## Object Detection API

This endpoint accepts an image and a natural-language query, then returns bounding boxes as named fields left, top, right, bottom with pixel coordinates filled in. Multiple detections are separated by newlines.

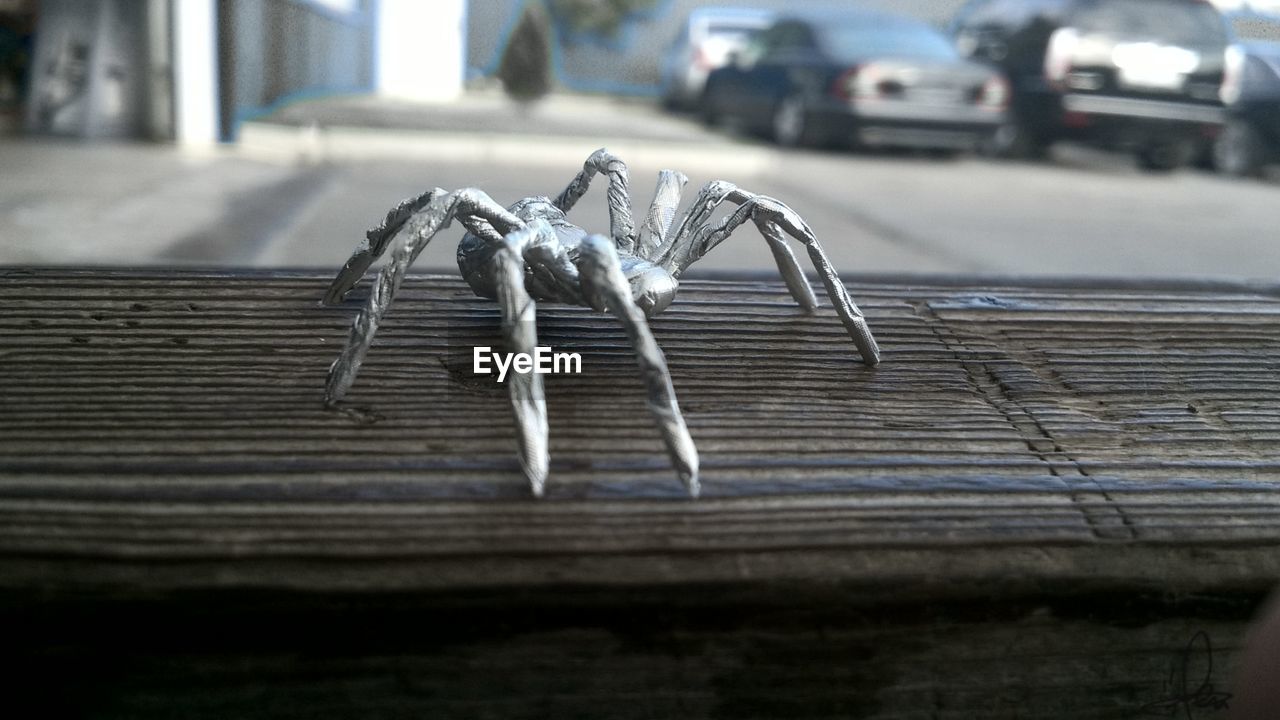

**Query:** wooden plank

left=3, top=587, right=1259, bottom=720
left=0, top=268, right=1278, bottom=594
left=3, top=269, right=1276, bottom=719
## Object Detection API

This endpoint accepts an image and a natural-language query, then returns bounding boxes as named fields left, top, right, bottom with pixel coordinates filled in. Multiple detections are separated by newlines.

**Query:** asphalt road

left=3, top=130, right=1278, bottom=282
left=258, top=145, right=1280, bottom=283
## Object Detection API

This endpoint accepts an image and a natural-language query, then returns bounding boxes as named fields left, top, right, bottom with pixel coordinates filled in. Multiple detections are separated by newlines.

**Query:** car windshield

left=704, top=22, right=764, bottom=42
left=821, top=23, right=960, bottom=61
left=1073, top=0, right=1227, bottom=47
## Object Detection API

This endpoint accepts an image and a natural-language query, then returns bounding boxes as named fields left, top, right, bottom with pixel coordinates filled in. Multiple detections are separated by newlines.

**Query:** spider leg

left=324, top=189, right=520, bottom=405
left=664, top=191, right=880, bottom=367
left=660, top=180, right=744, bottom=259
left=636, top=169, right=689, bottom=259
left=552, top=148, right=638, bottom=253
left=321, top=188, right=440, bottom=306
left=489, top=222, right=551, bottom=497
left=658, top=181, right=817, bottom=311
left=759, top=220, right=820, bottom=313
left=323, top=188, right=520, bottom=306
left=577, top=235, right=700, bottom=497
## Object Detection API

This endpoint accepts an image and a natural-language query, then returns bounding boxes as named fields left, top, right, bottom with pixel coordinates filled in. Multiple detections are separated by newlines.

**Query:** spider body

left=457, top=196, right=678, bottom=316
left=323, top=149, right=879, bottom=498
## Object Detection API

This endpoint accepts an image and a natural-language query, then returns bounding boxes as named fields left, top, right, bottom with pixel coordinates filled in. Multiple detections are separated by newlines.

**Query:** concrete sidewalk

left=238, top=90, right=772, bottom=174
left=0, top=138, right=315, bottom=266
left=0, top=91, right=771, bottom=267
left=7, top=90, right=1278, bottom=280
left=253, top=90, right=717, bottom=142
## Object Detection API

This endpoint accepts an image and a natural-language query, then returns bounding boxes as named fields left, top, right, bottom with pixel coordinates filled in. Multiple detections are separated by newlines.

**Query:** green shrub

left=497, top=4, right=554, bottom=104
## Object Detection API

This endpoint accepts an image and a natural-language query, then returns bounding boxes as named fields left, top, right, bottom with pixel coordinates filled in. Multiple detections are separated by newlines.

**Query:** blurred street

left=2, top=90, right=1278, bottom=280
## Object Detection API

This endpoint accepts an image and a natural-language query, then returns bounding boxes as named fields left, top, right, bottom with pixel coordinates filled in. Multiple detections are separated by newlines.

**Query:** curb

left=236, top=122, right=778, bottom=175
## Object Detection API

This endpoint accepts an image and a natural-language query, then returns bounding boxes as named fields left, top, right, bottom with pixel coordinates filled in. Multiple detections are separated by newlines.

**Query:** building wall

left=18, top=0, right=462, bottom=141
left=0, top=0, right=37, bottom=130
left=217, top=0, right=375, bottom=139
left=378, top=0, right=466, bottom=100
left=25, top=0, right=152, bottom=136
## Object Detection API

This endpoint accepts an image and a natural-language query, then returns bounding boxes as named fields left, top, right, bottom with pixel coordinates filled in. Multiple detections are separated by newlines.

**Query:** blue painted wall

left=218, top=0, right=376, bottom=139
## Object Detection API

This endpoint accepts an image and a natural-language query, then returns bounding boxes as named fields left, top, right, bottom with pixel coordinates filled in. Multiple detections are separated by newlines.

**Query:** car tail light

left=693, top=46, right=713, bottom=71
left=830, top=64, right=887, bottom=101
left=976, top=75, right=1009, bottom=110
left=1044, top=27, right=1079, bottom=89
left=1062, top=110, right=1091, bottom=128
left=1221, top=44, right=1245, bottom=105
left=830, top=67, right=860, bottom=100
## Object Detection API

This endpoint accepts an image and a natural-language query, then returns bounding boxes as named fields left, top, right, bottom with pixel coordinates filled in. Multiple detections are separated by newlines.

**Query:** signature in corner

left=1139, top=630, right=1233, bottom=719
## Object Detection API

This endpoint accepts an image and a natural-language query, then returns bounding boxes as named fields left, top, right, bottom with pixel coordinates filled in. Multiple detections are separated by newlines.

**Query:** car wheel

left=1213, top=120, right=1266, bottom=178
left=982, top=120, right=1049, bottom=160
left=772, top=94, right=810, bottom=148
left=1136, top=140, right=1192, bottom=172
left=699, top=87, right=723, bottom=128
left=1141, top=140, right=1187, bottom=172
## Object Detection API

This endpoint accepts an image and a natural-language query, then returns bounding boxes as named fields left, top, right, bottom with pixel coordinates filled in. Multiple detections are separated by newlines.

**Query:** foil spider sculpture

left=323, top=148, right=879, bottom=498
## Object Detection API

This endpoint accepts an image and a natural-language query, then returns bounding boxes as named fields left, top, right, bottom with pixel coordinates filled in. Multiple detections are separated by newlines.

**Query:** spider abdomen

left=457, top=196, right=677, bottom=315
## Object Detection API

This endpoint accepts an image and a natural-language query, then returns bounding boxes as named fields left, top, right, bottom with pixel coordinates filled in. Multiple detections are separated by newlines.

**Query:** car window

left=758, top=22, right=813, bottom=61
left=957, top=0, right=1026, bottom=30
left=738, top=23, right=782, bottom=66
left=957, top=0, right=1066, bottom=31
left=1072, top=0, right=1227, bottom=48
left=822, top=23, right=960, bottom=61
left=705, top=22, right=764, bottom=42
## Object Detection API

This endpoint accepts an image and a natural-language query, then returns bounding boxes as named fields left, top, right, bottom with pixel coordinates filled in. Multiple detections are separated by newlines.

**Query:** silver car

left=659, top=7, right=774, bottom=110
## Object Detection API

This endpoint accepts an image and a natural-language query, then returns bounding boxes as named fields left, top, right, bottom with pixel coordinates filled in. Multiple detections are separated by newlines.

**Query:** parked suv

left=951, top=0, right=1232, bottom=170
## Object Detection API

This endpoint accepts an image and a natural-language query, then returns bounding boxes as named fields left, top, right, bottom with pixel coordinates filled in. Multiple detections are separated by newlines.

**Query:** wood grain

left=0, top=269, right=1278, bottom=594
left=4, top=269, right=1278, bottom=719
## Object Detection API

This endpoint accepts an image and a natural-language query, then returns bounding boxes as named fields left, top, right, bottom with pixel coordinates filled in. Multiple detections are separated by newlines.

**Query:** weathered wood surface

left=3, top=269, right=1278, bottom=719
left=1, top=268, right=1279, bottom=593
left=6, top=588, right=1259, bottom=720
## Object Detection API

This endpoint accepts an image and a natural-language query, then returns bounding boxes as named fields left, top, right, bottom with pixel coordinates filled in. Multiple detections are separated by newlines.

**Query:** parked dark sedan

left=1214, top=40, right=1280, bottom=176
left=699, top=10, right=1008, bottom=151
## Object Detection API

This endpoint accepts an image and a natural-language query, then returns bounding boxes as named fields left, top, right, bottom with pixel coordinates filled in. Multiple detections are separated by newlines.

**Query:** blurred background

left=1, top=0, right=1279, bottom=279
